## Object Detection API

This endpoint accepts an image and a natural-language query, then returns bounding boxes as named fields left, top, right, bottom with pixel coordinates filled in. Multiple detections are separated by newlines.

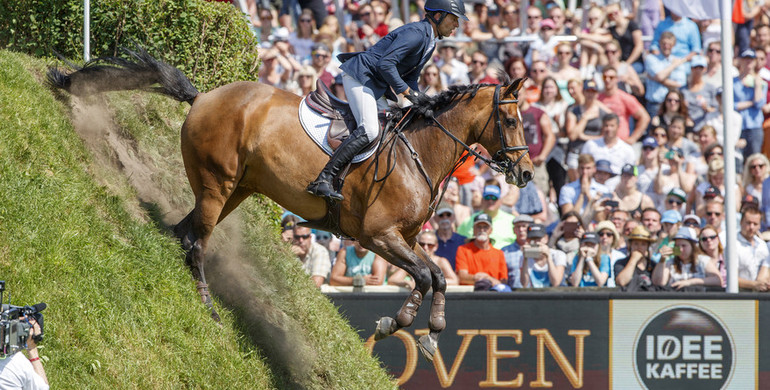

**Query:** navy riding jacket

left=338, top=19, right=436, bottom=101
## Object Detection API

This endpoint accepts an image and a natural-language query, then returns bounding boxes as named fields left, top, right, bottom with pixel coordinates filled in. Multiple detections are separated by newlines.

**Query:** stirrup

left=307, top=179, right=344, bottom=201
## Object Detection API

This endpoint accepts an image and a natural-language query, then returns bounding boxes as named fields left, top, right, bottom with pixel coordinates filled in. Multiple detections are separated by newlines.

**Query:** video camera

left=0, top=281, right=46, bottom=357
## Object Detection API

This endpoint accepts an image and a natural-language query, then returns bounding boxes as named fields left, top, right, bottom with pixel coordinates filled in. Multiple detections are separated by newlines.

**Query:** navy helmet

left=424, top=0, right=469, bottom=21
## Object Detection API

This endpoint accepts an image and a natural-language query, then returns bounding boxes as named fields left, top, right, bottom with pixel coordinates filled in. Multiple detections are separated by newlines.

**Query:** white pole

left=84, top=0, right=90, bottom=62
left=721, top=0, right=738, bottom=293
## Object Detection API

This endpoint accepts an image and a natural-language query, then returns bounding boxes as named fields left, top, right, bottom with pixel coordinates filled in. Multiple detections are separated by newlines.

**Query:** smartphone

left=524, top=246, right=542, bottom=259
left=665, top=150, right=675, bottom=160
left=604, top=200, right=619, bottom=209
left=672, top=246, right=681, bottom=256
left=563, top=222, right=579, bottom=234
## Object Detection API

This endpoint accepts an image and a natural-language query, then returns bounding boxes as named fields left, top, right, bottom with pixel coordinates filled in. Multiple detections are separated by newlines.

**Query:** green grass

left=0, top=50, right=394, bottom=389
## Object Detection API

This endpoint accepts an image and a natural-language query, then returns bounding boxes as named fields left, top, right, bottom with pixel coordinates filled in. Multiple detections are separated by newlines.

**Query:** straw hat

left=627, top=225, right=655, bottom=243
left=595, top=220, right=620, bottom=248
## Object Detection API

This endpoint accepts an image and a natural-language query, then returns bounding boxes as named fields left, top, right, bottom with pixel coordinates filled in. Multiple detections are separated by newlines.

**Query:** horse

left=48, top=48, right=534, bottom=362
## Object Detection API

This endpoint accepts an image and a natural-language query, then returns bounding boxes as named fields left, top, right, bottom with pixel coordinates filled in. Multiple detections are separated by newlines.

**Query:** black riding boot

left=307, top=125, right=370, bottom=201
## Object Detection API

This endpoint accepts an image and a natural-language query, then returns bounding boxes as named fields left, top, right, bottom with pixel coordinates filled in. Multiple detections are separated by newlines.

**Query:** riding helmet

left=424, top=0, right=469, bottom=20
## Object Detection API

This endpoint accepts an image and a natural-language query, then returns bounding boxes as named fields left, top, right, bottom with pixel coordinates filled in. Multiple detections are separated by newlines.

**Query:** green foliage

left=0, top=50, right=395, bottom=389
left=0, top=0, right=259, bottom=91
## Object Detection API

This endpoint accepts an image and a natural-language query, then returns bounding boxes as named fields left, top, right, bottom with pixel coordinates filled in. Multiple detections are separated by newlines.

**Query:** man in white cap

left=433, top=203, right=467, bottom=269
left=455, top=213, right=509, bottom=289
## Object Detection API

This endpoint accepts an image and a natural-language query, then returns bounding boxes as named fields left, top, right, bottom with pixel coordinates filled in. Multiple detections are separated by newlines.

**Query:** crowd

left=226, top=0, right=770, bottom=291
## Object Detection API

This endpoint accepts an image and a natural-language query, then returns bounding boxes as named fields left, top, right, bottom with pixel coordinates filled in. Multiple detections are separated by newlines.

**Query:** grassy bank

left=0, top=50, right=394, bottom=389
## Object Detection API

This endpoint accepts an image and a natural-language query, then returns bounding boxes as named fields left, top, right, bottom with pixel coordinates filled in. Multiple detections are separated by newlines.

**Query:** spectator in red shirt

left=598, top=66, right=650, bottom=144
left=456, top=213, right=509, bottom=290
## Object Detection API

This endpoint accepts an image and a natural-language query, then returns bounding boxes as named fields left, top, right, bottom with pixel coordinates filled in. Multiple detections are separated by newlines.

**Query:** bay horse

left=48, top=48, right=534, bottom=362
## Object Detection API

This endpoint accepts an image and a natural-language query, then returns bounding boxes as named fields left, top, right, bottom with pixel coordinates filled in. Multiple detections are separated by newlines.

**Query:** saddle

left=305, top=80, right=358, bottom=149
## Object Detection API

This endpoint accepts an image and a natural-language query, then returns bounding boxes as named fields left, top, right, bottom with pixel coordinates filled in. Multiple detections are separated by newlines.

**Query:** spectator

left=522, top=224, right=568, bottom=287
left=280, top=214, right=301, bottom=242
left=644, top=31, right=692, bottom=117
left=598, top=65, right=649, bottom=144
left=652, top=227, right=721, bottom=290
left=610, top=209, right=630, bottom=248
left=290, top=9, right=319, bottom=63
left=526, top=60, right=551, bottom=102
left=682, top=214, right=702, bottom=230
left=605, top=2, right=643, bottom=73
left=527, top=19, right=560, bottom=68
left=468, top=51, right=499, bottom=84
left=537, top=76, right=569, bottom=130
left=596, top=220, right=625, bottom=287
left=291, top=226, right=332, bottom=287
left=650, top=92, right=695, bottom=138
left=330, top=73, right=346, bottom=100
left=456, top=213, right=510, bottom=290
left=537, top=76, right=569, bottom=196
left=551, top=43, right=581, bottom=101
left=310, top=43, right=334, bottom=87
left=502, top=214, right=534, bottom=289
left=547, top=3, right=568, bottom=34
left=259, top=46, right=297, bottom=89
left=614, top=225, right=657, bottom=291
left=637, top=136, right=661, bottom=196
left=0, top=315, right=47, bottom=389
left=293, top=65, right=318, bottom=96
left=518, top=86, right=556, bottom=194
left=736, top=206, right=770, bottom=291
left=435, top=41, right=470, bottom=87
left=418, top=64, right=445, bottom=96
left=681, top=55, right=717, bottom=129
left=734, top=49, right=768, bottom=160
left=698, top=87, right=743, bottom=146
left=638, top=0, right=662, bottom=49
left=614, top=164, right=655, bottom=220
left=694, top=158, right=742, bottom=214
left=254, top=7, right=277, bottom=47
left=314, top=229, right=340, bottom=260
left=492, top=3, right=520, bottom=38
left=444, top=178, right=472, bottom=224
left=390, top=230, right=459, bottom=287
left=702, top=199, right=726, bottom=238
left=692, top=132, right=719, bottom=179
left=654, top=145, right=696, bottom=206
left=575, top=6, right=610, bottom=79
left=664, top=187, right=688, bottom=215
left=457, top=185, right=516, bottom=249
left=433, top=203, right=467, bottom=269
left=356, top=3, right=388, bottom=48
left=565, top=80, right=607, bottom=179
left=641, top=207, right=663, bottom=240
left=657, top=209, right=682, bottom=254
left=598, top=39, right=645, bottom=99
left=702, top=39, right=731, bottom=88
left=699, top=224, right=726, bottom=289
left=559, top=154, right=610, bottom=215
left=649, top=10, right=701, bottom=59
left=581, top=113, right=636, bottom=179
left=549, top=211, right=585, bottom=254
left=568, top=232, right=610, bottom=287
left=743, top=153, right=770, bottom=203
left=329, top=241, right=387, bottom=286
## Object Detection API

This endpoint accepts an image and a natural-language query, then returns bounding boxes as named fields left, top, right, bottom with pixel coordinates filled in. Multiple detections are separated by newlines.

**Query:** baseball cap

left=482, top=185, right=501, bottom=199
left=673, top=227, right=699, bottom=242
left=580, top=232, right=599, bottom=244
left=311, top=43, right=330, bottom=54
left=513, top=214, right=534, bottom=224
left=474, top=213, right=493, bottom=226
left=691, top=55, right=707, bottom=68
left=661, top=210, right=682, bottom=224
left=740, top=48, right=757, bottom=59
left=682, top=214, right=701, bottom=227
left=621, top=164, right=637, bottom=177
left=583, top=79, right=599, bottom=91
left=271, top=27, right=290, bottom=42
left=527, top=224, right=547, bottom=239
left=742, top=194, right=760, bottom=208
left=667, top=188, right=687, bottom=202
left=642, top=136, right=658, bottom=149
left=595, top=159, right=614, bottom=175
left=439, top=40, right=459, bottom=50
left=704, top=185, right=722, bottom=199
left=435, top=202, right=454, bottom=216
left=540, top=18, right=556, bottom=29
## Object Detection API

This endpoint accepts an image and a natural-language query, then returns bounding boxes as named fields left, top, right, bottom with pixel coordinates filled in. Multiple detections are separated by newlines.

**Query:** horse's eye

left=505, top=118, right=517, bottom=127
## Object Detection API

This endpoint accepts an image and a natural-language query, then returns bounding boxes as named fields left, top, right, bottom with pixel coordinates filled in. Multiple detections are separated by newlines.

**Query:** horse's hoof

left=374, top=317, right=397, bottom=341
left=211, top=309, right=221, bottom=323
left=417, top=335, right=437, bottom=363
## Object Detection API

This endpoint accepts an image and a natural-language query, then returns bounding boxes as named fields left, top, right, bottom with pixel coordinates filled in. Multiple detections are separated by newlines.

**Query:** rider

left=306, top=0, right=468, bottom=202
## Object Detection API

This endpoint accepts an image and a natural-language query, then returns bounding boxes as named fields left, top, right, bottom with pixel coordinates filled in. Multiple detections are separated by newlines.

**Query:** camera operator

left=0, top=315, right=48, bottom=389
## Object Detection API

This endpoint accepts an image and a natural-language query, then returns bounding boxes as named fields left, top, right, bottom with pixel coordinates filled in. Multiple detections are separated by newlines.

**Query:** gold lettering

left=415, top=329, right=479, bottom=388
left=478, top=330, right=523, bottom=388
left=365, top=330, right=418, bottom=386
left=529, top=329, right=591, bottom=388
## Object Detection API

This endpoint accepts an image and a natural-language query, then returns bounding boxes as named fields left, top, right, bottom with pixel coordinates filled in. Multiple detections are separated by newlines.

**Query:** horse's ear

left=504, top=77, right=527, bottom=99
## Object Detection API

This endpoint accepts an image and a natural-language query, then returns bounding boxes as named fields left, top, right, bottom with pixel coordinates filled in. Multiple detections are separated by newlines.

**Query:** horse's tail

left=47, top=46, right=199, bottom=105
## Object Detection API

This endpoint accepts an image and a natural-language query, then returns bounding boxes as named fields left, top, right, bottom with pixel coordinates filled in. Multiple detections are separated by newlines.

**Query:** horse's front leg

left=414, top=243, right=447, bottom=361
left=365, top=232, right=436, bottom=362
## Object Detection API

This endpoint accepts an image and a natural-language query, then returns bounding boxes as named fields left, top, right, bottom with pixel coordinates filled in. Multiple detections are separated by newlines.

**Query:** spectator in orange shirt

left=456, top=213, right=510, bottom=291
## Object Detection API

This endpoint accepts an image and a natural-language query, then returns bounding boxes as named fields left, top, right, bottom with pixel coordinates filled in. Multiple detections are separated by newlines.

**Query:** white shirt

left=580, top=138, right=636, bottom=176
left=736, top=233, right=770, bottom=281
left=0, top=353, right=48, bottom=390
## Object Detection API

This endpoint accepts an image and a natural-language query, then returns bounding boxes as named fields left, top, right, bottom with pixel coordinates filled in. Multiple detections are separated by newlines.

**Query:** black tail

left=47, top=45, right=199, bottom=105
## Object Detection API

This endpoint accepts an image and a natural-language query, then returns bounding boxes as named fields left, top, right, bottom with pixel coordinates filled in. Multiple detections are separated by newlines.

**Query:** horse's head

left=474, top=78, right=534, bottom=188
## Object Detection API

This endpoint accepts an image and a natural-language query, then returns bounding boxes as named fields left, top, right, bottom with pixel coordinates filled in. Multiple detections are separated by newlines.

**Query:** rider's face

left=438, top=14, right=459, bottom=37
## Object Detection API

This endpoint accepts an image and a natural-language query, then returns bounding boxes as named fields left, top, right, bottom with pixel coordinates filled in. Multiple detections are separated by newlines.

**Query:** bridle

left=429, top=83, right=530, bottom=175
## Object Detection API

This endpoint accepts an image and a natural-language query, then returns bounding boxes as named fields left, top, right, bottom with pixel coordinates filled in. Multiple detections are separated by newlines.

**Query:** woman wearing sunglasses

left=698, top=225, right=726, bottom=289
left=389, top=230, right=459, bottom=288
left=652, top=227, right=721, bottom=291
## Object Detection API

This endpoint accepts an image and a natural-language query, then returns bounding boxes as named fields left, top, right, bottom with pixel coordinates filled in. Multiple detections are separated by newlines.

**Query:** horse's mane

left=387, top=70, right=514, bottom=130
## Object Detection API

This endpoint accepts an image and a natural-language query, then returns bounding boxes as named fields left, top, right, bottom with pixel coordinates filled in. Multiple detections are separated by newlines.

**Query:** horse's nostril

left=522, top=170, right=533, bottom=182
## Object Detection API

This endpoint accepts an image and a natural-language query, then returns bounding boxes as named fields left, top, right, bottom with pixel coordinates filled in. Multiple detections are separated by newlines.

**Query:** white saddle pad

left=298, top=97, right=375, bottom=163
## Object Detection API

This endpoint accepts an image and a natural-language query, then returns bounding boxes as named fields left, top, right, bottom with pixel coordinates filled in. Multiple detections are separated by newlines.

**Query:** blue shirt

left=569, top=253, right=611, bottom=287
left=650, top=17, right=702, bottom=58
left=558, top=179, right=610, bottom=213
left=435, top=232, right=466, bottom=269
left=502, top=242, right=524, bottom=288
left=645, top=53, right=688, bottom=104
left=762, top=176, right=770, bottom=231
left=733, top=76, right=768, bottom=130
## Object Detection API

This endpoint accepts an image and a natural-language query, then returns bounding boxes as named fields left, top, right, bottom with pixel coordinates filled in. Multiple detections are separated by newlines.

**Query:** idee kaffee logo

left=611, top=300, right=755, bottom=390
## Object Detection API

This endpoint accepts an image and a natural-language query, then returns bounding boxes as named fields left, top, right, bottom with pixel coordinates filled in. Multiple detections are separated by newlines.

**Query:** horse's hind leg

left=415, top=244, right=447, bottom=361
left=367, top=232, right=435, bottom=359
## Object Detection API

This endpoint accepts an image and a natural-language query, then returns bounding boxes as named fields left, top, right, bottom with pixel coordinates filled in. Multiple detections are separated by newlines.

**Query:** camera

left=0, top=281, right=46, bottom=357
left=523, top=246, right=543, bottom=259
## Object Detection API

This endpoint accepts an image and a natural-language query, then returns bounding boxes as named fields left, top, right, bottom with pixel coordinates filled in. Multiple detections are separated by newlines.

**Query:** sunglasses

left=666, top=98, right=680, bottom=103
left=707, top=151, right=723, bottom=157
left=700, top=235, right=718, bottom=242
left=418, top=242, right=437, bottom=248
left=293, top=234, right=312, bottom=240
left=643, top=146, right=656, bottom=151
left=528, top=15, right=542, bottom=19
left=598, top=231, right=614, bottom=238
left=360, top=12, right=371, bottom=17
left=300, top=18, right=313, bottom=23
left=706, top=211, right=722, bottom=217
left=438, top=212, right=452, bottom=218
left=483, top=195, right=499, bottom=201
left=472, top=60, right=487, bottom=65
left=684, top=221, right=699, bottom=227
left=668, top=199, right=683, bottom=205
left=751, top=164, right=766, bottom=169
left=708, top=48, right=721, bottom=53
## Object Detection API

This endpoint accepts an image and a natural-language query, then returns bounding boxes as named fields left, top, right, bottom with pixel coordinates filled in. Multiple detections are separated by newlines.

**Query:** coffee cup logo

left=634, top=306, right=733, bottom=389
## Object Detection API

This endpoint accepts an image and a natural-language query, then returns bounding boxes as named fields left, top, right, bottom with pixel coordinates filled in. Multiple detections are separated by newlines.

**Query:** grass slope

left=0, top=50, right=394, bottom=389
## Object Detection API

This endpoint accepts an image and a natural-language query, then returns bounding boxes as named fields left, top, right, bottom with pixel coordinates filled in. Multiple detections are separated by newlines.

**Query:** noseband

left=428, top=84, right=529, bottom=176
